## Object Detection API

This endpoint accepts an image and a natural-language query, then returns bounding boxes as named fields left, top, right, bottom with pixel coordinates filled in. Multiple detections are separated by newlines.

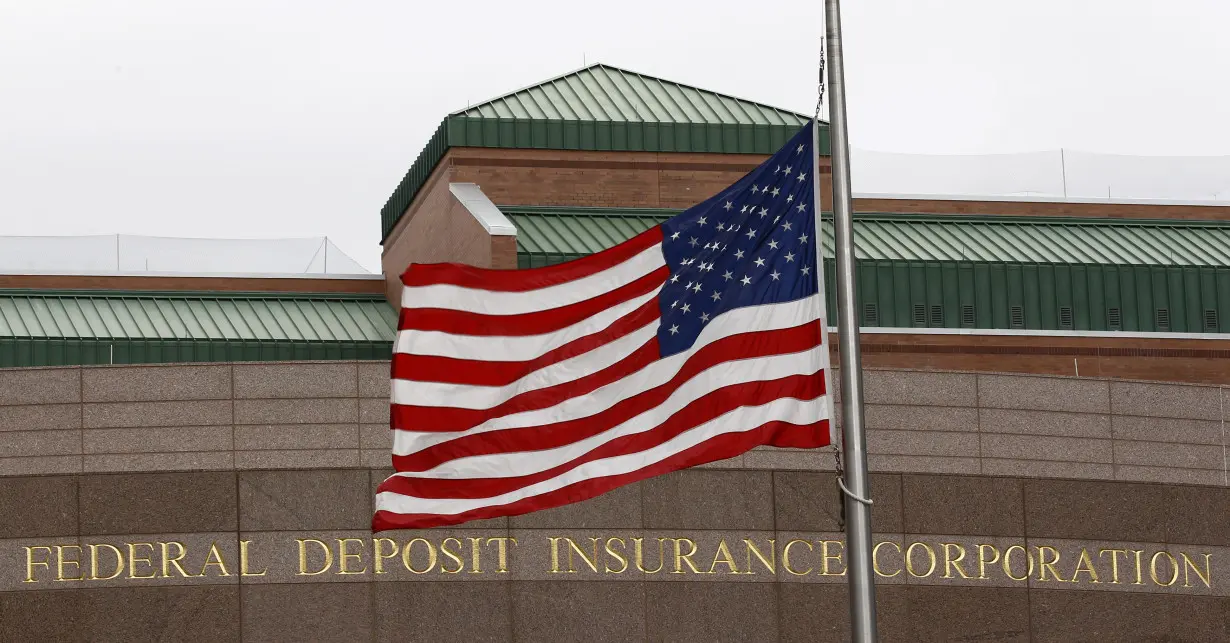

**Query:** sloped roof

left=0, top=291, right=396, bottom=367
left=505, top=206, right=1230, bottom=267
left=380, top=64, right=820, bottom=242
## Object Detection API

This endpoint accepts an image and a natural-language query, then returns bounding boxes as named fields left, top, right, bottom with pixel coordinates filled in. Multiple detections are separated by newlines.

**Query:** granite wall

left=2, top=362, right=1229, bottom=641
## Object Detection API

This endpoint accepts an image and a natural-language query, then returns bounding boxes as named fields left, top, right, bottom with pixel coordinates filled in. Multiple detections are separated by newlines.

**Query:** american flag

left=373, top=122, right=833, bottom=531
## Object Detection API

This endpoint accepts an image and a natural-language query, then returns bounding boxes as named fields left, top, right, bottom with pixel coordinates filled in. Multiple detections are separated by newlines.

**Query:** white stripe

left=392, top=322, right=659, bottom=408
left=394, top=289, right=660, bottom=361
left=376, top=396, right=826, bottom=516
left=392, top=294, right=824, bottom=455
left=396, top=349, right=823, bottom=479
left=402, top=243, right=664, bottom=315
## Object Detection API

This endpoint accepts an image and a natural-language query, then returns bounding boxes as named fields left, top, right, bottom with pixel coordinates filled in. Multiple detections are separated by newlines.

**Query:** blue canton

left=658, top=123, right=820, bottom=356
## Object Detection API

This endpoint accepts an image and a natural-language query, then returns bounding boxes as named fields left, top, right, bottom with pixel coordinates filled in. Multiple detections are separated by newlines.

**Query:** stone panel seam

left=1221, top=385, right=1227, bottom=487
left=975, top=374, right=983, bottom=475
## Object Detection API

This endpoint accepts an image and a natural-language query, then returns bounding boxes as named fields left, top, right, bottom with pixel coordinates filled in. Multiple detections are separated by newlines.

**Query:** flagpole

left=823, top=0, right=879, bottom=640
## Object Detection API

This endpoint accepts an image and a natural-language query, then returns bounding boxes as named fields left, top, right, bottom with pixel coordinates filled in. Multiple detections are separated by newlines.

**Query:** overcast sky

left=2, top=0, right=1228, bottom=272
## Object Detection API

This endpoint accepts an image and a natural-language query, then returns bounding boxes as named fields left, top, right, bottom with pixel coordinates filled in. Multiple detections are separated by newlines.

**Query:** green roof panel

left=380, top=64, right=825, bottom=242
left=506, top=207, right=1230, bottom=267
left=0, top=291, right=397, bottom=368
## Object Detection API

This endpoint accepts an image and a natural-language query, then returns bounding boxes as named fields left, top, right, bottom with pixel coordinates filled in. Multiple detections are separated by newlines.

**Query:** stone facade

left=2, top=362, right=1230, bottom=640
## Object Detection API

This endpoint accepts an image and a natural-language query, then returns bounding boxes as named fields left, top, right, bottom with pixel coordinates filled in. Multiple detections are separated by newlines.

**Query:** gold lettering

left=336, top=538, right=367, bottom=575
left=88, top=544, right=124, bottom=581
left=469, top=537, right=483, bottom=574
left=1002, top=545, right=1034, bottom=581
left=402, top=538, right=436, bottom=574
left=199, top=542, right=231, bottom=577
left=240, top=540, right=267, bottom=577
left=1181, top=553, right=1212, bottom=589
left=24, top=546, right=51, bottom=583
left=55, top=545, right=85, bottom=582
left=873, top=541, right=902, bottom=578
left=439, top=538, right=464, bottom=575
left=633, top=538, right=667, bottom=574
left=905, top=542, right=937, bottom=578
left=487, top=537, right=515, bottom=574
left=1132, top=549, right=1145, bottom=585
left=1070, top=548, right=1099, bottom=584
left=604, top=538, right=628, bottom=574
left=708, top=540, right=739, bottom=575
left=818, top=540, right=845, bottom=576
left=672, top=538, right=705, bottom=574
left=1098, top=549, right=1127, bottom=584
left=373, top=538, right=398, bottom=575
left=1150, top=551, right=1179, bottom=587
left=977, top=544, right=1000, bottom=580
left=743, top=539, right=776, bottom=575
left=127, top=543, right=157, bottom=579
left=160, top=542, right=199, bottom=578
left=548, top=537, right=563, bottom=574
left=1035, top=546, right=1067, bottom=582
left=942, top=543, right=971, bottom=579
left=566, top=538, right=600, bottom=573
left=782, top=539, right=814, bottom=576
left=297, top=539, right=333, bottom=576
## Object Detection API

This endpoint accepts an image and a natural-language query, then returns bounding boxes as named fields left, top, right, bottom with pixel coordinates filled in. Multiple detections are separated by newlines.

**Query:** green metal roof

left=380, top=64, right=824, bottom=242
left=505, top=207, right=1230, bottom=268
left=0, top=291, right=396, bottom=367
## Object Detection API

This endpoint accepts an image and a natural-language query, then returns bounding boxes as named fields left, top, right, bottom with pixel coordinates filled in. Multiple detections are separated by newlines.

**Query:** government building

left=2, top=64, right=1229, bottom=641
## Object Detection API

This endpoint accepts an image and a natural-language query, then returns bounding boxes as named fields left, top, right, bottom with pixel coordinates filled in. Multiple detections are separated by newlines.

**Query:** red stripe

left=401, top=227, right=664, bottom=291
left=390, top=298, right=660, bottom=387
left=398, top=266, right=667, bottom=335
left=390, top=321, right=823, bottom=434
left=372, top=418, right=830, bottom=531
left=380, top=375, right=824, bottom=499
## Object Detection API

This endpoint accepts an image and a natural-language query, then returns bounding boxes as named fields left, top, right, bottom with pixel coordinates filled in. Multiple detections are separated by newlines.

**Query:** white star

left=671, top=300, right=678, bottom=308
left=759, top=207, right=769, bottom=218
left=697, top=216, right=707, bottom=226
left=770, top=270, right=781, bottom=281
left=681, top=303, right=691, bottom=314
left=801, top=266, right=811, bottom=275
left=796, top=144, right=804, bottom=154
left=669, top=274, right=680, bottom=283
left=700, top=312, right=710, bottom=322
left=754, top=257, right=766, bottom=267
left=785, top=165, right=792, bottom=174
left=741, top=205, right=749, bottom=214
left=686, top=281, right=694, bottom=290
left=785, top=251, right=796, bottom=262
left=774, top=216, right=780, bottom=224
left=734, top=249, right=745, bottom=259
left=745, top=229, right=756, bottom=240
left=775, top=165, right=782, bottom=173
left=799, top=233, right=809, bottom=244
left=671, top=231, right=680, bottom=240
left=751, top=184, right=760, bottom=193
left=689, top=237, right=699, bottom=247
left=740, top=276, right=752, bottom=286
left=692, top=283, right=702, bottom=293
left=722, top=271, right=733, bottom=281
left=796, top=203, right=807, bottom=212
left=717, top=223, right=725, bottom=231
left=771, top=187, right=780, bottom=197
left=669, top=324, right=680, bottom=335
left=723, top=201, right=733, bottom=211
left=768, top=240, right=780, bottom=250
left=782, top=221, right=793, bottom=231
left=797, top=172, right=807, bottom=182
left=787, top=195, right=794, bottom=203
left=711, top=291, right=721, bottom=301
left=702, top=262, right=714, bottom=272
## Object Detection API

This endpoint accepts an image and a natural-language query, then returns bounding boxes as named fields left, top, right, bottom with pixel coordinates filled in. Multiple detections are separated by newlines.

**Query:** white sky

left=2, top=0, right=1228, bottom=272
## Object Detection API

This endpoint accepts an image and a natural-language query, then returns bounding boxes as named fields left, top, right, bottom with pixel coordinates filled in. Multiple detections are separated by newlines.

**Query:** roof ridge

left=451, top=62, right=813, bottom=121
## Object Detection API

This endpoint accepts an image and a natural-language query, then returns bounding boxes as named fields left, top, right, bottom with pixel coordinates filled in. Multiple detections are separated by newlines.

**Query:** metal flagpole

left=823, top=0, right=879, bottom=640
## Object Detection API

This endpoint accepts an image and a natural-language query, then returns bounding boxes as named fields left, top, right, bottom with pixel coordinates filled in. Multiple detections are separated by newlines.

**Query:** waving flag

left=374, top=122, right=833, bottom=531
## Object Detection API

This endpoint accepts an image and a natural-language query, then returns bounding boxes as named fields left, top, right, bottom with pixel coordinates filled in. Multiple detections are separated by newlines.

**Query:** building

left=1, top=64, right=1229, bottom=641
